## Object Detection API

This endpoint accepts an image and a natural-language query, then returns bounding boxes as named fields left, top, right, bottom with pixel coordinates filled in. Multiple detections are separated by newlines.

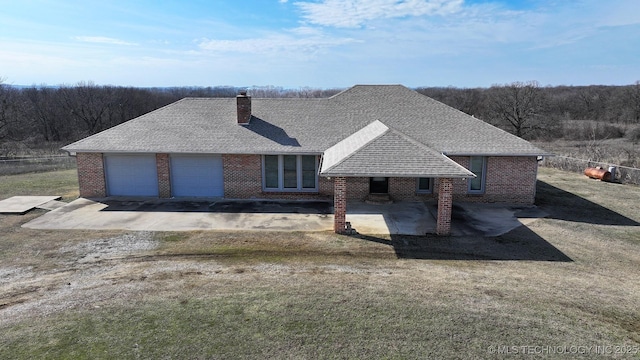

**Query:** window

left=264, top=155, right=279, bottom=188
left=262, top=155, right=318, bottom=192
left=283, top=155, right=297, bottom=188
left=468, top=156, right=486, bottom=194
left=416, top=177, right=433, bottom=194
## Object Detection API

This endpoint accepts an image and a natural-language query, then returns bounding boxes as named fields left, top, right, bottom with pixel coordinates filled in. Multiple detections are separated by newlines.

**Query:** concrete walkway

left=0, top=196, right=62, bottom=214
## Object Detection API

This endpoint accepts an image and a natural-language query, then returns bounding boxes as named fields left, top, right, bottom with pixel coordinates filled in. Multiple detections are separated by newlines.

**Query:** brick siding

left=447, top=156, right=538, bottom=204
left=333, top=177, right=347, bottom=233
left=76, top=152, right=106, bottom=198
left=75, top=153, right=537, bottom=205
left=222, top=154, right=263, bottom=198
left=223, top=154, right=333, bottom=200
left=345, top=177, right=434, bottom=201
left=156, top=153, right=171, bottom=198
left=436, top=178, right=453, bottom=235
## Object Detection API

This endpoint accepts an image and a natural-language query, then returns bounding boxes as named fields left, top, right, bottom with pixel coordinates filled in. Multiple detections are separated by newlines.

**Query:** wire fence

left=541, top=155, right=640, bottom=185
left=0, top=156, right=76, bottom=176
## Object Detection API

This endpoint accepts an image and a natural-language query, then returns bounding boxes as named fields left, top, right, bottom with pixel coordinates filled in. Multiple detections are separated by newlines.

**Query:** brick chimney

left=236, top=90, right=251, bottom=125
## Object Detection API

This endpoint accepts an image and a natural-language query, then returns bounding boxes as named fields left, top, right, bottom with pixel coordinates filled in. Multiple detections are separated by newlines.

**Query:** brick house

left=62, top=85, right=548, bottom=235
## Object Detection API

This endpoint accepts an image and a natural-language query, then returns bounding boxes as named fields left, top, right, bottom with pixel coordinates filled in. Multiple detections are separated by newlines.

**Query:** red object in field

left=584, top=167, right=611, bottom=181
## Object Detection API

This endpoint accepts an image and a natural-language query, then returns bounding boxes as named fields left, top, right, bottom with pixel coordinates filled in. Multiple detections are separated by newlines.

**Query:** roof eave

left=443, top=151, right=554, bottom=157
left=319, top=172, right=474, bottom=178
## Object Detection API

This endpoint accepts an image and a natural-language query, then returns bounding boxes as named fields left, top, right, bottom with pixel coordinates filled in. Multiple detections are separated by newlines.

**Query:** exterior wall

left=222, top=154, right=332, bottom=200
left=345, top=177, right=369, bottom=200
left=156, top=153, right=171, bottom=198
left=223, top=154, right=263, bottom=198
left=389, top=177, right=435, bottom=201
left=446, top=156, right=538, bottom=204
left=76, top=152, right=106, bottom=198
left=344, top=177, right=434, bottom=201
left=75, top=152, right=537, bottom=204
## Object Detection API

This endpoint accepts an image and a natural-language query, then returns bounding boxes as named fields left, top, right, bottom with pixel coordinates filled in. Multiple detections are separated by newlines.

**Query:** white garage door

left=171, top=155, right=224, bottom=197
left=104, top=154, right=158, bottom=196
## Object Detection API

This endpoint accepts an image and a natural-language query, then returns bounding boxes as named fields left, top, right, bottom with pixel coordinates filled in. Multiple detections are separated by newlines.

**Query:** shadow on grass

left=351, top=224, right=573, bottom=261
left=536, top=181, right=639, bottom=226
left=351, top=179, right=638, bottom=260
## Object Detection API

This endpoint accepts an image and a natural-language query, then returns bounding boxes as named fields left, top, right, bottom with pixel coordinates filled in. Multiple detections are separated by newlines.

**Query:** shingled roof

left=320, top=120, right=474, bottom=178
left=62, top=85, right=548, bottom=157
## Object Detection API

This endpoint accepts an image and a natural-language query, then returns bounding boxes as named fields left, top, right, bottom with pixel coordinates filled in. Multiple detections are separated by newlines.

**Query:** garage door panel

left=171, top=155, right=223, bottom=197
left=105, top=155, right=158, bottom=196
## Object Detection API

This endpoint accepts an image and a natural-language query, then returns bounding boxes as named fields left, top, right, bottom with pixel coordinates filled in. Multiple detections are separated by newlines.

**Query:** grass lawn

left=0, top=168, right=79, bottom=200
left=0, top=167, right=639, bottom=359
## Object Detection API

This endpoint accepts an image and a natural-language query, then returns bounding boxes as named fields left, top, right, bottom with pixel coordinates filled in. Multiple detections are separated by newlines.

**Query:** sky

left=1, top=0, right=639, bottom=88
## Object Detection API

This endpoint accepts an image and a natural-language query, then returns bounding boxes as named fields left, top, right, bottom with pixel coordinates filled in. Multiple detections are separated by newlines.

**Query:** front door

left=369, top=177, right=389, bottom=194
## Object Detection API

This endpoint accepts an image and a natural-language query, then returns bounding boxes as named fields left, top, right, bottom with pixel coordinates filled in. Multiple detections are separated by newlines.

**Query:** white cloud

left=74, top=36, right=137, bottom=46
left=197, top=30, right=358, bottom=57
left=293, top=0, right=463, bottom=28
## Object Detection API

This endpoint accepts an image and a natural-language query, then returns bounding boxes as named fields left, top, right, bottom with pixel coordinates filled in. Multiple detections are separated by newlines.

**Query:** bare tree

left=0, top=78, right=13, bottom=140
left=23, top=86, right=68, bottom=141
left=627, top=80, right=640, bottom=123
left=0, top=78, right=29, bottom=143
left=59, top=82, right=116, bottom=135
left=486, top=81, right=549, bottom=138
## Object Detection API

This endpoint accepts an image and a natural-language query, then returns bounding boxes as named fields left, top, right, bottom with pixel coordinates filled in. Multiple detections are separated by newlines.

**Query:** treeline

left=0, top=82, right=341, bottom=155
left=417, top=81, right=640, bottom=141
left=1, top=80, right=639, bottom=156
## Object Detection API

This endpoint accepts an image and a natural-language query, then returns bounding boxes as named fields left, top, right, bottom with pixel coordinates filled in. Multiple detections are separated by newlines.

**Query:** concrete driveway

left=22, top=197, right=545, bottom=236
left=23, top=198, right=335, bottom=232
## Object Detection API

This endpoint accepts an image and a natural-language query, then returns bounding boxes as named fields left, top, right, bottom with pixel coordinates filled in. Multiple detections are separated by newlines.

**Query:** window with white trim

left=262, top=155, right=318, bottom=192
left=468, top=156, right=487, bottom=194
left=416, top=177, right=433, bottom=194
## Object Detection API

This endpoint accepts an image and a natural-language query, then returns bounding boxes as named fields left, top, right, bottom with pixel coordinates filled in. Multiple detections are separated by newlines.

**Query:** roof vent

left=237, top=90, right=251, bottom=125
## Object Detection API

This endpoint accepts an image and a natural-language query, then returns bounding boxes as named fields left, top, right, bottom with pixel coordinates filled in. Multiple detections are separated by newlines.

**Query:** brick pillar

left=156, top=153, right=171, bottom=198
left=436, top=178, right=453, bottom=236
left=333, top=177, right=347, bottom=234
left=76, top=153, right=106, bottom=198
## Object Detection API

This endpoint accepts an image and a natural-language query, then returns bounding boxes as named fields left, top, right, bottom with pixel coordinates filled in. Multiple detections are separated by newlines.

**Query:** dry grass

left=0, top=168, right=79, bottom=200
left=0, top=168, right=639, bottom=359
left=534, top=138, right=640, bottom=168
left=534, top=138, right=640, bottom=184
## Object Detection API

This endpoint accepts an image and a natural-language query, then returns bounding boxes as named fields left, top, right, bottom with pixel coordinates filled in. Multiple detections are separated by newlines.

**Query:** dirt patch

left=58, top=231, right=158, bottom=263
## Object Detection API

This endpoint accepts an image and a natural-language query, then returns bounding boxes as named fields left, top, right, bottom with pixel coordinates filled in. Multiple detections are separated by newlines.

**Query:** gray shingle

left=62, top=85, right=549, bottom=157
left=320, top=120, right=389, bottom=174
left=321, top=120, right=474, bottom=178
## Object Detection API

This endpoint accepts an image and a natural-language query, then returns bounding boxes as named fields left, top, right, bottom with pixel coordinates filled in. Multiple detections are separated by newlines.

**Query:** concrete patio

left=20, top=197, right=544, bottom=236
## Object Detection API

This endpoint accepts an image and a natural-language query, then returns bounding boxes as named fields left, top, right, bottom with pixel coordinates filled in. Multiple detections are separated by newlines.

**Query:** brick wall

left=333, top=177, right=347, bottom=233
left=484, top=156, right=538, bottom=204
left=389, top=177, right=435, bottom=201
left=75, top=152, right=537, bottom=205
left=345, top=177, right=368, bottom=200
left=446, top=156, right=538, bottom=204
left=436, top=178, right=453, bottom=235
left=222, top=154, right=332, bottom=200
left=76, top=153, right=106, bottom=198
left=156, top=153, right=171, bottom=198
left=223, top=154, right=263, bottom=198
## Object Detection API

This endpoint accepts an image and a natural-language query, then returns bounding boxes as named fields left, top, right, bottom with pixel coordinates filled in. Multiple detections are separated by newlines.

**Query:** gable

left=321, top=120, right=474, bottom=178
